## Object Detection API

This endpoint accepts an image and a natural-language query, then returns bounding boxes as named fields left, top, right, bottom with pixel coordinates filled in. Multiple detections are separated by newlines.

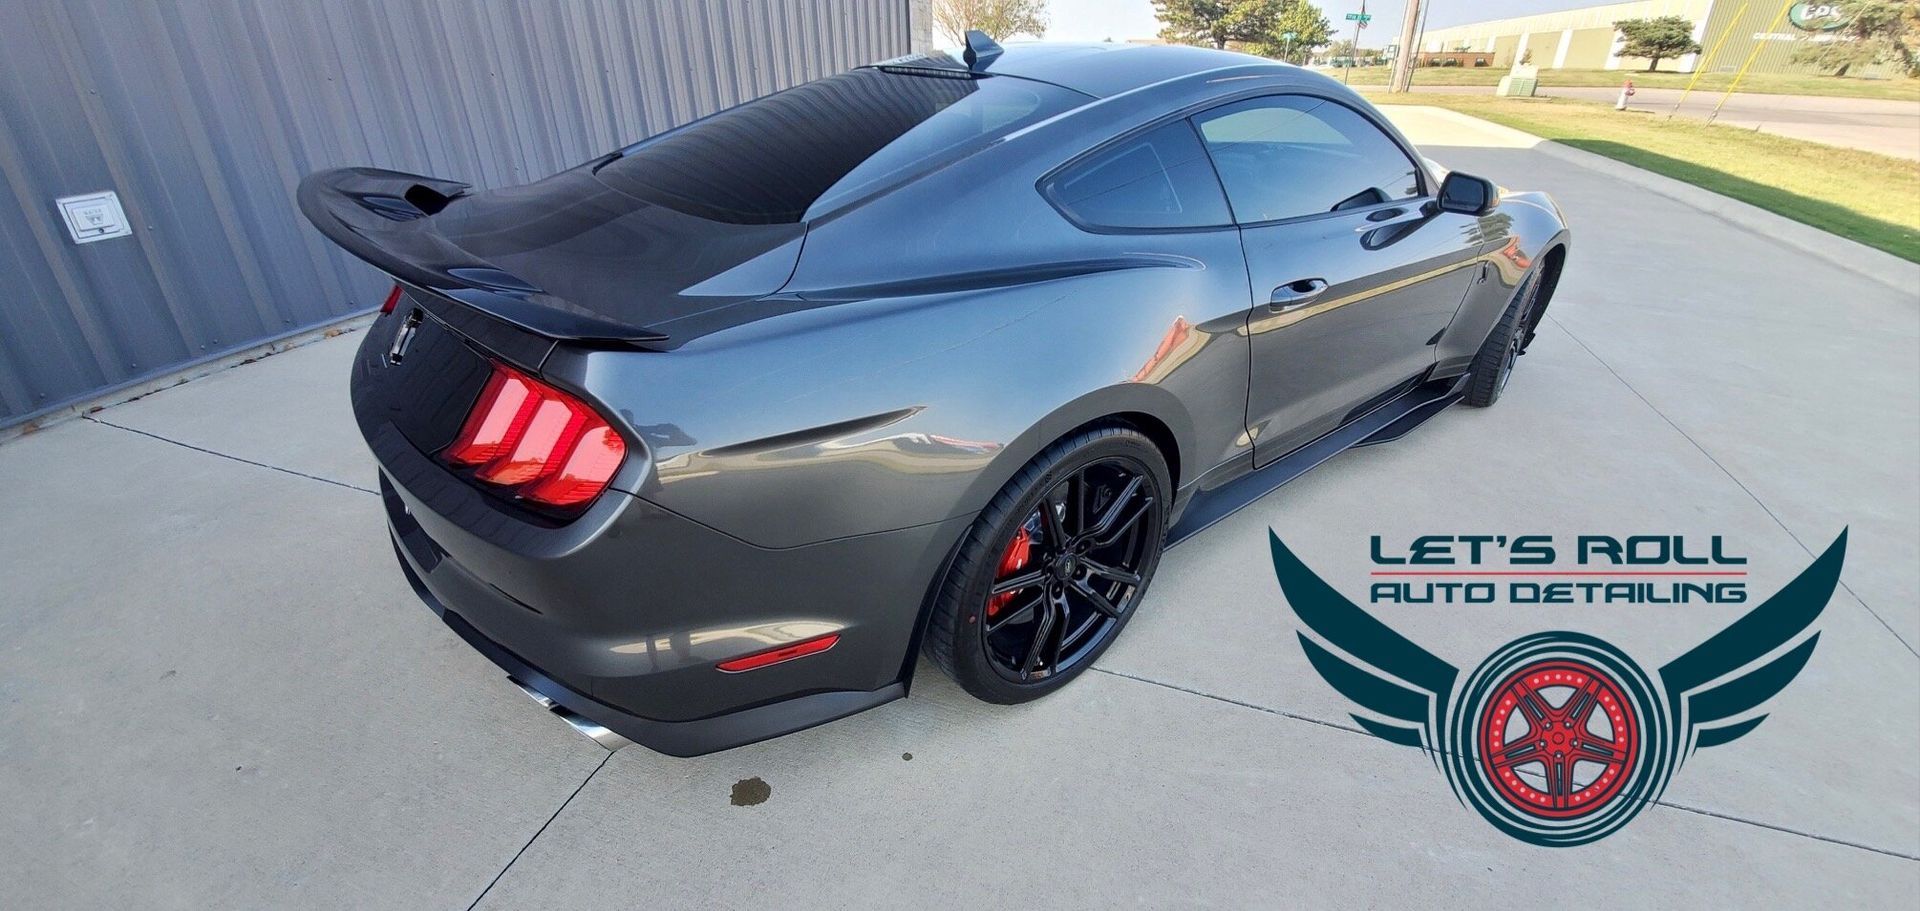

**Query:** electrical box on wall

left=55, top=191, right=132, bottom=244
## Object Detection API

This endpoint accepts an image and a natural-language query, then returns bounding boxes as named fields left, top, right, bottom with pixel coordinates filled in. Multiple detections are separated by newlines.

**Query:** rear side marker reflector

left=443, top=364, right=626, bottom=509
left=716, top=634, right=841, bottom=673
left=380, top=282, right=405, bottom=315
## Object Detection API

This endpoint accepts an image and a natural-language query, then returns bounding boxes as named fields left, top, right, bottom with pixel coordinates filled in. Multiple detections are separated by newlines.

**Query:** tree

left=1264, top=1, right=1333, bottom=64
left=1154, top=0, right=1330, bottom=60
left=1792, top=0, right=1920, bottom=78
left=1904, top=0, right=1920, bottom=76
left=1612, top=16, right=1702, bottom=72
left=933, top=0, right=1047, bottom=45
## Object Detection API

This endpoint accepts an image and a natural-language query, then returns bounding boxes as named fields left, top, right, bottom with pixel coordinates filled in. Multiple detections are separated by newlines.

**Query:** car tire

left=924, top=425, right=1170, bottom=704
left=1464, top=270, right=1544, bottom=408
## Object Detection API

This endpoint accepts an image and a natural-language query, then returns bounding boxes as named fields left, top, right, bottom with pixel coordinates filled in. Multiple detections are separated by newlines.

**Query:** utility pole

left=1413, top=0, right=1434, bottom=70
left=1390, top=0, right=1422, bottom=92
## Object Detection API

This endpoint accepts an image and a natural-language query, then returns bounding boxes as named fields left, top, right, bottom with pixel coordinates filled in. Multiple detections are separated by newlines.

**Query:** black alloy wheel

left=1498, top=281, right=1538, bottom=392
left=1465, top=270, right=1543, bottom=408
left=925, top=426, right=1170, bottom=703
left=981, top=456, right=1157, bottom=682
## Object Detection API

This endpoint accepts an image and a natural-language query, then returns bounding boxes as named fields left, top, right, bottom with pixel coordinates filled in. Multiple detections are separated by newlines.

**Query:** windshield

left=597, top=69, right=1084, bottom=225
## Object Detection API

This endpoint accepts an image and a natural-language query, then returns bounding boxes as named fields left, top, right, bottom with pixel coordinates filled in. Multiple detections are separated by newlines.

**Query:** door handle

left=1270, top=278, right=1328, bottom=312
left=1357, top=210, right=1425, bottom=232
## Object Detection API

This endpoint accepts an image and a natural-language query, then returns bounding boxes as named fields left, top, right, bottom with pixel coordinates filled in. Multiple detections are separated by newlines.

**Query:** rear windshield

left=597, top=69, right=1085, bottom=224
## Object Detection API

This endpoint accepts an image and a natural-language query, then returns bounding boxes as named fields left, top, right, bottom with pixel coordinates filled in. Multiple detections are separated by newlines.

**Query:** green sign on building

left=1788, top=3, right=1850, bottom=32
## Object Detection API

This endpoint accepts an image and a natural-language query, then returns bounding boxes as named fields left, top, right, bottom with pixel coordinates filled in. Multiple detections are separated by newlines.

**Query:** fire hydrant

left=1616, top=78, right=1636, bottom=110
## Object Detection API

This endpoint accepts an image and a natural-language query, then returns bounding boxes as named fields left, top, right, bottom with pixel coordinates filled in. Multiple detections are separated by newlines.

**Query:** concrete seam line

left=1654, top=800, right=1920, bottom=862
left=1548, top=314, right=1918, bottom=661
left=465, top=750, right=614, bottom=911
left=1091, top=666, right=1368, bottom=736
left=1091, top=667, right=1920, bottom=860
left=1411, top=105, right=1920, bottom=295
left=82, top=416, right=378, bottom=496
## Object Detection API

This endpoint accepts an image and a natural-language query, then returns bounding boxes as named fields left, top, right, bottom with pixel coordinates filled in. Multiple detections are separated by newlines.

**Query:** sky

left=1039, top=1, right=1610, bottom=44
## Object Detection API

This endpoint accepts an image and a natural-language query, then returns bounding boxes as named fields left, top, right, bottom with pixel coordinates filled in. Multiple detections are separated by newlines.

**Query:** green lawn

left=1332, top=66, right=1920, bottom=102
left=1373, top=93, right=1920, bottom=263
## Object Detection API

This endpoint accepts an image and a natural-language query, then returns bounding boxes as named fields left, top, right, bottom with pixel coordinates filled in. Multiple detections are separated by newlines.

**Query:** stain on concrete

left=730, top=777, right=770, bottom=806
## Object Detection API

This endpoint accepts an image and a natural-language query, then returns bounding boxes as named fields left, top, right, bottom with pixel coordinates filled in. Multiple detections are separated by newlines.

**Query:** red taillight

left=475, top=396, right=590, bottom=486
left=716, top=634, right=840, bottom=673
left=522, top=424, right=628, bottom=507
left=445, top=370, right=540, bottom=466
left=380, top=283, right=405, bottom=315
left=442, top=364, right=627, bottom=510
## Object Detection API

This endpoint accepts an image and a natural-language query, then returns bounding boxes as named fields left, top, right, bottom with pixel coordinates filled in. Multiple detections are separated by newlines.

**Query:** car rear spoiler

left=296, top=167, right=669, bottom=348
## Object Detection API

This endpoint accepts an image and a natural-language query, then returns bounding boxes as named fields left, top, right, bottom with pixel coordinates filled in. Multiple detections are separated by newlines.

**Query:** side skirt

left=1165, top=374, right=1468, bottom=547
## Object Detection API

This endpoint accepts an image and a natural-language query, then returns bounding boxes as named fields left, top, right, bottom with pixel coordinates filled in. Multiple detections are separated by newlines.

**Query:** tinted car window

left=597, top=69, right=1084, bottom=225
left=1194, top=96, right=1422, bottom=223
left=1046, top=121, right=1231, bottom=230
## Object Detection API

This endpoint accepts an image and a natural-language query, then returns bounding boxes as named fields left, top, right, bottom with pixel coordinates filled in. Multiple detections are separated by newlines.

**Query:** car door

left=1192, top=94, right=1486, bottom=464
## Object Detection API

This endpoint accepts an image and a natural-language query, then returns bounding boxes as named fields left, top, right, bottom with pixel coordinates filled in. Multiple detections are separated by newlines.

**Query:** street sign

left=1345, top=12, right=1371, bottom=21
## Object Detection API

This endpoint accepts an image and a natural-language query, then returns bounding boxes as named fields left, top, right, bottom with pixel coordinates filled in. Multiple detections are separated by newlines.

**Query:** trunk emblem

left=387, top=309, right=422, bottom=365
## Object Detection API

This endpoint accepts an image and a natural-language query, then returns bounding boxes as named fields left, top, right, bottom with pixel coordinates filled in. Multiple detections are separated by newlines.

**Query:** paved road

left=1, top=108, right=1915, bottom=908
left=1388, top=83, right=1920, bottom=159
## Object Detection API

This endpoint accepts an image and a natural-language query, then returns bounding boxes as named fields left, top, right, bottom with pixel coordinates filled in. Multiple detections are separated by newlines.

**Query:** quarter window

left=1045, top=121, right=1231, bottom=230
left=1194, top=96, right=1422, bottom=224
left=598, top=69, right=1083, bottom=225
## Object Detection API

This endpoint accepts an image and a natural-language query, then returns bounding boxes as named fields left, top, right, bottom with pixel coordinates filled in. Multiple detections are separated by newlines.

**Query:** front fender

left=1435, top=193, right=1571, bottom=374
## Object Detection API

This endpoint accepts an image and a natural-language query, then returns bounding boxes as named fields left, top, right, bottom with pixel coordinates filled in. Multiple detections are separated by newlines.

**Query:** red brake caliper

left=987, top=528, right=1034, bottom=618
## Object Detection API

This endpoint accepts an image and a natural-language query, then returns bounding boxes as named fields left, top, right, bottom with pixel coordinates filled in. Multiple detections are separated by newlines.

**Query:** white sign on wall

left=55, top=191, right=132, bottom=245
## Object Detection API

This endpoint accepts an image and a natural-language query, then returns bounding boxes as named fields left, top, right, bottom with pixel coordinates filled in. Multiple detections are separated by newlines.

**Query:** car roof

left=873, top=41, right=1297, bottom=99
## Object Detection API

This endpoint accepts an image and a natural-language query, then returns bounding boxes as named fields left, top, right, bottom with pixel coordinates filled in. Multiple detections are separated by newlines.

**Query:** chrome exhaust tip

left=509, top=677, right=632, bottom=751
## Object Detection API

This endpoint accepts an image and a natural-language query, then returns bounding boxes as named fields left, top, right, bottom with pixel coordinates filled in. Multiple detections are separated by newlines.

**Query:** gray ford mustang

left=300, top=35, right=1569, bottom=756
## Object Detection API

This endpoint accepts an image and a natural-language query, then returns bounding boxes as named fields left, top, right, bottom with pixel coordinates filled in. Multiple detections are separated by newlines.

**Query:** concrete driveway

left=2, top=107, right=1915, bottom=908
left=1394, top=83, right=1920, bottom=159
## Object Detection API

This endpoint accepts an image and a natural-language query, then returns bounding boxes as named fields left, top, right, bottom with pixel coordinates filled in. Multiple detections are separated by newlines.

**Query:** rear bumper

left=376, top=439, right=971, bottom=756
left=390, top=531, right=906, bottom=756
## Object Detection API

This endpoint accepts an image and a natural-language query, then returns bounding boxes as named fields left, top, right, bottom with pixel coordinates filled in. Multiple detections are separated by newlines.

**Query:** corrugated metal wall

left=1695, top=1, right=1894, bottom=76
left=0, top=0, right=911, bottom=429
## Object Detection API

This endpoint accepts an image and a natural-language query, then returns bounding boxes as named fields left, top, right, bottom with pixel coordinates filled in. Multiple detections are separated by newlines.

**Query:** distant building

left=1418, top=0, right=1879, bottom=75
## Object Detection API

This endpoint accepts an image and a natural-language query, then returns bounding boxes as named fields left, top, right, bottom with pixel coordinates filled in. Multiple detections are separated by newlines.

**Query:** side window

left=1045, top=120, right=1231, bottom=230
left=1193, top=96, right=1423, bottom=224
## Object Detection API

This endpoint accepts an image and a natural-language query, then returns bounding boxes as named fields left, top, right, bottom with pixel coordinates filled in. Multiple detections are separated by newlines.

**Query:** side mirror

left=1436, top=171, right=1498, bottom=216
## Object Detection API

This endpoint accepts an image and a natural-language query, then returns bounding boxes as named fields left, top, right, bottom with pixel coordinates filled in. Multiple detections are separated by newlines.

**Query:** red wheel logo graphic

left=1478, top=659, right=1641, bottom=819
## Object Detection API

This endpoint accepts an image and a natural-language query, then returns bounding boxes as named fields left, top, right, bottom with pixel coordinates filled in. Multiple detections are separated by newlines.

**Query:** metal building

left=1418, top=0, right=1881, bottom=75
left=0, top=0, right=929, bottom=430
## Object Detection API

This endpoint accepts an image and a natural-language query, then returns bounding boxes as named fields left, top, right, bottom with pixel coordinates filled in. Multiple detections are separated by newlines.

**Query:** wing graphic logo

left=1272, top=529, right=1845, bottom=847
